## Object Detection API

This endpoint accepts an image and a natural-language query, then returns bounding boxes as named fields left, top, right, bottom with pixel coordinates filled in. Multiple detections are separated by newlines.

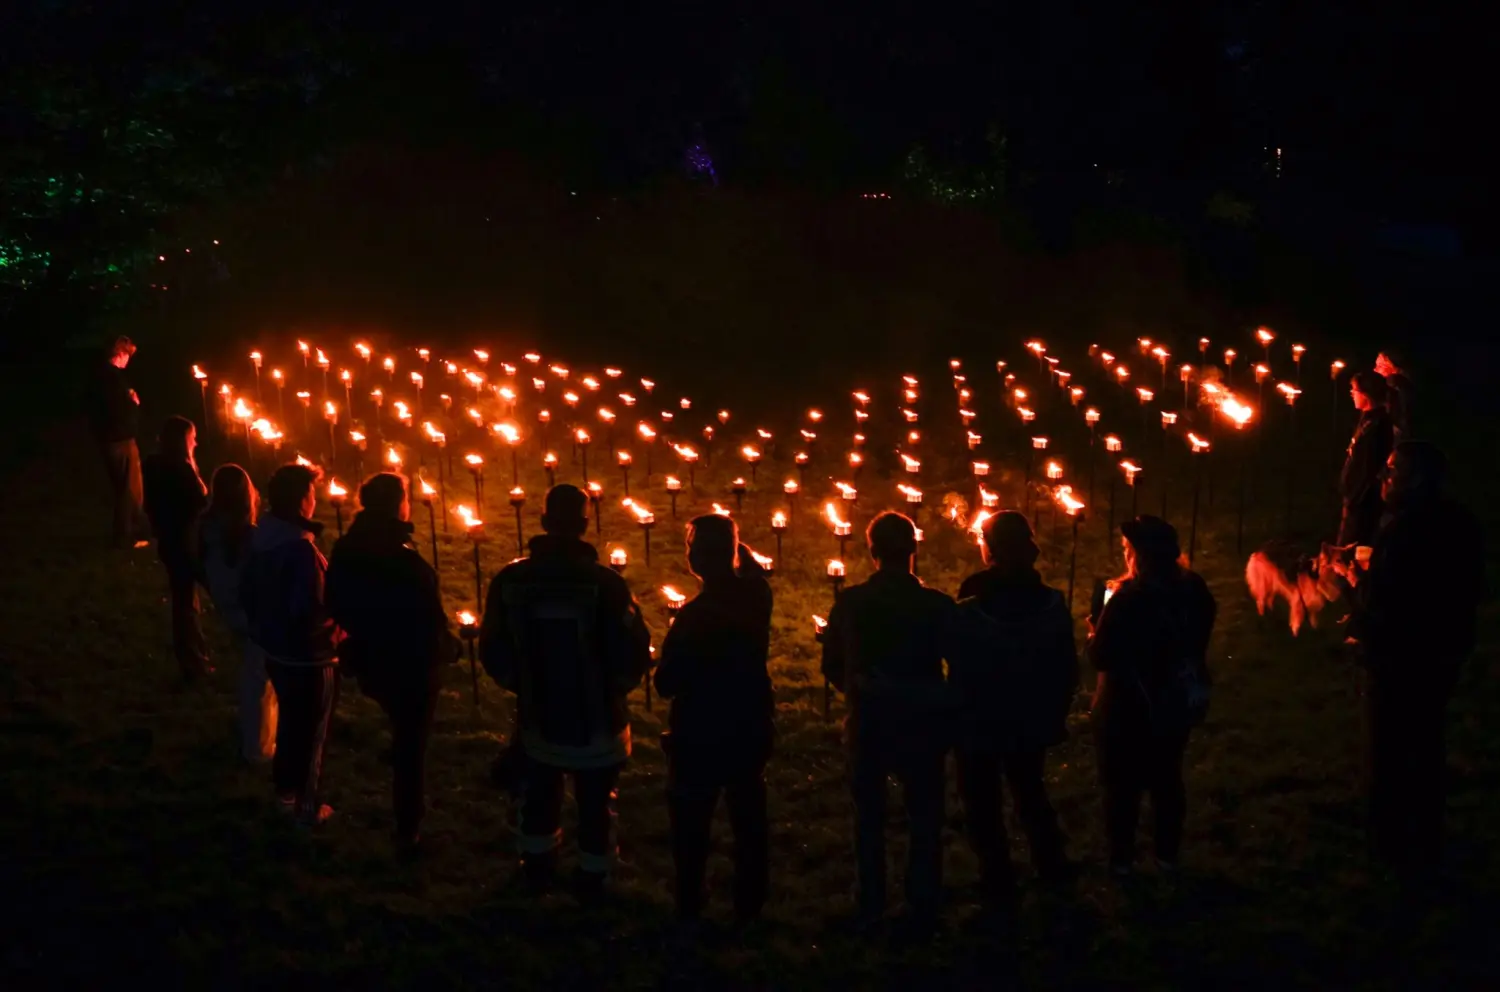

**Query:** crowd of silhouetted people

left=87, top=336, right=1485, bottom=939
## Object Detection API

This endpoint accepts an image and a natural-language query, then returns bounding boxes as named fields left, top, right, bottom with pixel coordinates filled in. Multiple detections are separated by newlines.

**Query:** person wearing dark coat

left=479, top=484, right=651, bottom=894
left=327, top=472, right=458, bottom=855
left=242, top=462, right=341, bottom=826
left=821, top=511, right=955, bottom=936
left=654, top=514, right=774, bottom=925
left=89, top=336, right=147, bottom=548
left=1375, top=350, right=1414, bottom=439
left=1088, top=516, right=1216, bottom=875
left=1344, top=441, right=1485, bottom=895
left=1338, top=371, right=1395, bottom=546
left=141, top=415, right=210, bottom=678
left=950, top=512, right=1078, bottom=908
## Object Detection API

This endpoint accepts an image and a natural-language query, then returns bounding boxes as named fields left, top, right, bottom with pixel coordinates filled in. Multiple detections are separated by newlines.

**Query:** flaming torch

left=637, top=422, right=657, bottom=479
left=1186, top=432, right=1211, bottom=563
left=742, top=444, right=762, bottom=483
left=1025, top=437, right=1048, bottom=521
left=1256, top=326, right=1275, bottom=364
left=1330, top=359, right=1347, bottom=442
left=465, top=453, right=484, bottom=507
left=543, top=451, right=558, bottom=488
left=575, top=428, right=592, bottom=485
left=249, top=350, right=263, bottom=401
left=771, top=509, right=788, bottom=560
left=617, top=450, right=633, bottom=496
left=455, top=503, right=485, bottom=622
left=322, top=400, right=340, bottom=461
left=732, top=477, right=749, bottom=513
left=624, top=498, right=656, bottom=564
left=328, top=478, right=348, bottom=537
left=418, top=476, right=441, bottom=566
left=1218, top=394, right=1254, bottom=553
left=457, top=609, right=480, bottom=709
left=193, top=364, right=210, bottom=428
left=1120, top=459, right=1143, bottom=521
left=494, top=421, right=522, bottom=485
left=825, top=501, right=852, bottom=559
left=232, top=396, right=255, bottom=456
left=316, top=348, right=330, bottom=399
left=1292, top=343, right=1306, bottom=383
left=1278, top=382, right=1303, bottom=527
left=1103, top=435, right=1123, bottom=542
left=665, top=474, right=682, bottom=519
left=587, top=481, right=604, bottom=535
left=509, top=486, right=526, bottom=555
left=1056, top=485, right=1087, bottom=608
left=673, top=443, right=699, bottom=489
left=609, top=547, right=627, bottom=574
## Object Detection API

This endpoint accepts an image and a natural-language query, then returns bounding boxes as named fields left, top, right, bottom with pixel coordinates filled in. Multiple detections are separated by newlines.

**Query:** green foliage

left=902, top=123, right=1008, bottom=206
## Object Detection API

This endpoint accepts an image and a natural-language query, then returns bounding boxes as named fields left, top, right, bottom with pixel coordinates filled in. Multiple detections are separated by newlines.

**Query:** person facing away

left=198, top=463, right=277, bottom=762
left=1088, top=516, right=1216, bottom=877
left=948, top=511, right=1078, bottom=912
left=1339, top=370, right=1395, bottom=546
left=1345, top=441, right=1485, bottom=896
left=654, top=514, right=774, bottom=926
left=141, top=415, right=210, bottom=679
left=242, top=462, right=341, bottom=827
left=327, top=472, right=458, bottom=857
left=479, top=484, right=651, bottom=895
left=821, top=511, right=955, bottom=937
left=1375, top=349, right=1414, bottom=439
left=89, top=335, right=147, bottom=548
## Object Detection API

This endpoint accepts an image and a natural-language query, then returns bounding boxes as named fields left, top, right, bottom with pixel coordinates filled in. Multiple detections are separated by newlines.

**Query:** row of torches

left=192, top=325, right=1340, bottom=713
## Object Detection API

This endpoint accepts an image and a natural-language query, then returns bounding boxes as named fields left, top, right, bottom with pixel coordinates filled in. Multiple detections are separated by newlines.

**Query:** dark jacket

left=1340, top=407, right=1395, bottom=507
left=654, top=550, right=774, bottom=773
left=327, top=513, right=456, bottom=685
left=1088, top=569, right=1216, bottom=734
left=479, top=533, right=651, bottom=769
left=821, top=569, right=955, bottom=733
left=950, top=566, right=1078, bottom=753
left=141, top=455, right=206, bottom=571
left=242, top=513, right=340, bottom=666
left=89, top=362, right=137, bottom=443
left=199, top=514, right=255, bottom=636
left=1352, top=494, right=1485, bottom=685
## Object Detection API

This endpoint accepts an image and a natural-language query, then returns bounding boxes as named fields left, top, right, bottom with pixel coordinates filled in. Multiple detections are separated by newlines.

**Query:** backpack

left=1133, top=590, right=1211, bottom=737
left=948, top=590, right=1069, bottom=752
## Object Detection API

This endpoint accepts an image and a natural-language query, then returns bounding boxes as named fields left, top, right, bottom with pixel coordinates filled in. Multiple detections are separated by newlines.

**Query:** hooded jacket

left=949, top=566, right=1078, bottom=753
left=242, top=513, right=339, bottom=666
left=654, top=551, right=774, bottom=772
left=327, top=513, right=454, bottom=680
left=479, top=533, right=651, bottom=769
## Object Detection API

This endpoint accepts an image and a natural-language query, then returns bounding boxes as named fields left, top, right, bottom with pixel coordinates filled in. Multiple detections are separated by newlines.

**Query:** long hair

left=208, top=464, right=258, bottom=565
left=158, top=415, right=200, bottom=476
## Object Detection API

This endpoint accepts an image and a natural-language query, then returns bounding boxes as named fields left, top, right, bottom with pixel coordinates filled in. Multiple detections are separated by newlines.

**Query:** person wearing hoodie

left=479, top=484, right=652, bottom=895
left=327, top=472, right=458, bottom=855
left=242, top=462, right=341, bottom=826
left=821, top=511, right=955, bottom=937
left=950, top=511, right=1078, bottom=911
left=654, top=514, right=774, bottom=926
left=141, top=415, right=210, bottom=679
left=198, top=463, right=277, bottom=762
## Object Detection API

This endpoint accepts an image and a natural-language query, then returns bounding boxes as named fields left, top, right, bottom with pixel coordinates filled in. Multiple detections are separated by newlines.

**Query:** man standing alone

left=90, top=336, right=146, bottom=547
left=1339, top=371, right=1395, bottom=546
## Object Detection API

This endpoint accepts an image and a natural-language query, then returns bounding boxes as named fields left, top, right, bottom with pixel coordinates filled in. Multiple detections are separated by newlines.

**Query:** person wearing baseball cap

left=1088, top=515, right=1216, bottom=877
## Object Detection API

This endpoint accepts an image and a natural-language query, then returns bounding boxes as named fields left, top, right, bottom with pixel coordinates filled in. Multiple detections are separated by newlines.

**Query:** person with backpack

left=821, top=511, right=955, bottom=938
left=1087, top=516, right=1216, bottom=876
left=654, top=514, right=774, bottom=928
left=949, top=511, right=1078, bottom=912
left=198, top=463, right=277, bottom=762
left=327, top=472, right=460, bottom=858
left=242, top=462, right=341, bottom=826
left=142, top=415, right=210, bottom=679
left=479, top=484, right=652, bottom=895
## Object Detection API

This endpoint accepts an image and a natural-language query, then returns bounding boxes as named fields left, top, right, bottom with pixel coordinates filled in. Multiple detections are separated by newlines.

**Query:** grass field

left=3, top=317, right=1498, bottom=990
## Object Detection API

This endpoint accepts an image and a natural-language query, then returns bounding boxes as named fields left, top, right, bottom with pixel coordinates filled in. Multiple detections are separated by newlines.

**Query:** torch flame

left=233, top=398, right=254, bottom=421
left=296, top=454, right=314, bottom=467
left=1188, top=432, right=1211, bottom=452
left=1056, top=486, right=1086, bottom=516
left=662, top=585, right=687, bottom=607
left=1219, top=395, right=1254, bottom=428
left=419, top=477, right=436, bottom=496
left=835, top=482, right=857, bottom=500
left=900, top=453, right=921, bottom=473
left=711, top=503, right=732, bottom=517
left=355, top=343, right=371, bottom=360
left=455, top=504, right=482, bottom=530
left=457, top=610, right=477, bottom=626
left=192, top=364, right=207, bottom=380
left=741, top=445, right=761, bottom=462
left=622, top=499, right=655, bottom=525
left=464, top=371, right=484, bottom=388
left=328, top=479, right=347, bottom=499
left=473, top=349, right=489, bottom=363
left=582, top=376, right=600, bottom=390
left=1277, top=382, right=1302, bottom=402
left=673, top=443, right=698, bottom=462
left=605, top=367, right=622, bottom=378
left=316, top=349, right=329, bottom=368
left=824, top=502, right=851, bottom=533
left=495, top=422, right=521, bottom=444
left=1256, top=327, right=1275, bottom=346
left=638, top=423, right=657, bottom=441
left=812, top=614, right=828, bottom=633
left=387, top=447, right=402, bottom=467
left=550, top=365, right=570, bottom=379
left=465, top=453, right=483, bottom=467
left=969, top=509, right=993, bottom=538
left=898, top=483, right=923, bottom=502
left=772, top=510, right=788, bottom=528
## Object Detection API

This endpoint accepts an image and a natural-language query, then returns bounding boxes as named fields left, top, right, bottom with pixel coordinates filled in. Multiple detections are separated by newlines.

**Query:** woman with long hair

left=142, top=415, right=210, bottom=679
left=200, top=464, right=277, bottom=761
left=1087, top=516, right=1216, bottom=876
